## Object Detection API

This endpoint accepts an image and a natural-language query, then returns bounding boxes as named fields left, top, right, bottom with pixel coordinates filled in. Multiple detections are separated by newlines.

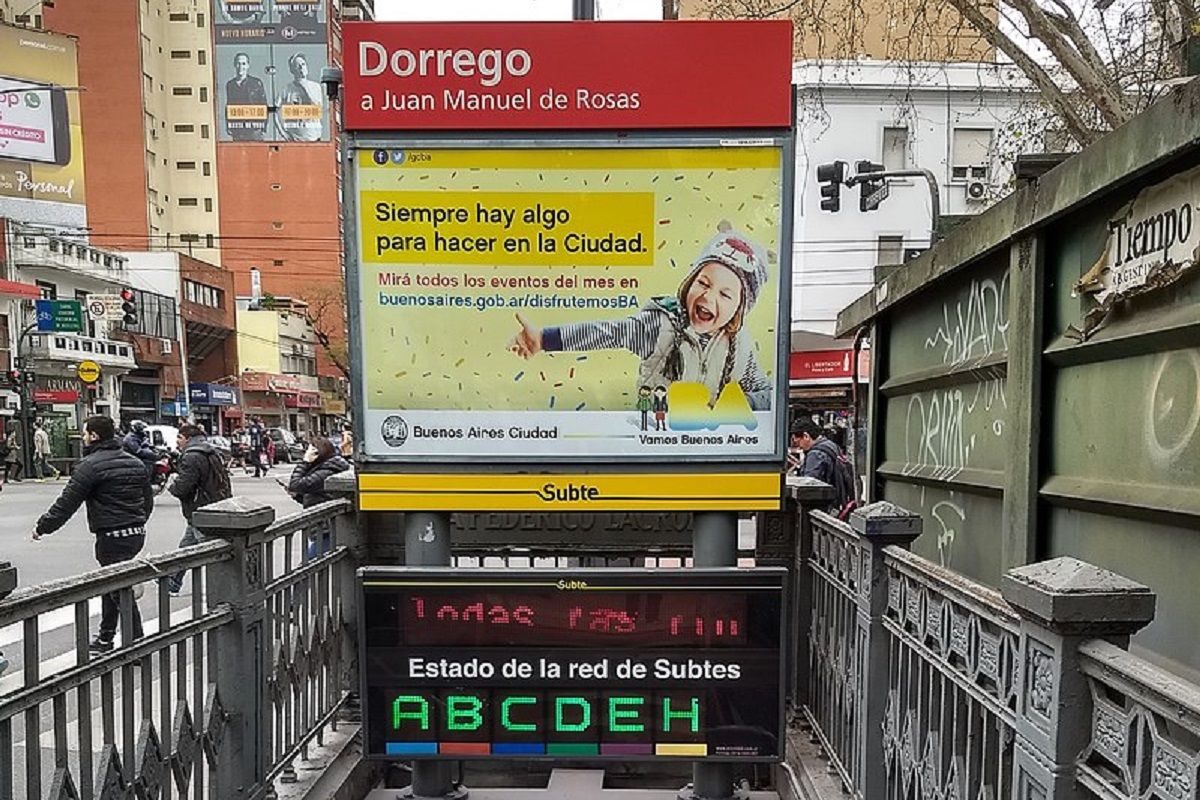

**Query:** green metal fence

left=838, top=78, right=1200, bottom=680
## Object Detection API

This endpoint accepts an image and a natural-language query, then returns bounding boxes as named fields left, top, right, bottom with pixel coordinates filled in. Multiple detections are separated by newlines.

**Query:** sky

left=375, top=0, right=664, bottom=21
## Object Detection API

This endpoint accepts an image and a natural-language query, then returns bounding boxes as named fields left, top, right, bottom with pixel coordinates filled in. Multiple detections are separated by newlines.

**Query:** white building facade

left=791, top=60, right=1045, bottom=339
left=1, top=222, right=137, bottom=446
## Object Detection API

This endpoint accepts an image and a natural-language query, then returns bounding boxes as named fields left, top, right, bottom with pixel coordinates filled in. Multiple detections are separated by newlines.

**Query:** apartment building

left=37, top=0, right=373, bottom=375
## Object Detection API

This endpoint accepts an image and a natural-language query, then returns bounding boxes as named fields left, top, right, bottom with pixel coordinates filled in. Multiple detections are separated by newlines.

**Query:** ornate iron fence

left=0, top=496, right=360, bottom=800
left=796, top=500, right=1188, bottom=800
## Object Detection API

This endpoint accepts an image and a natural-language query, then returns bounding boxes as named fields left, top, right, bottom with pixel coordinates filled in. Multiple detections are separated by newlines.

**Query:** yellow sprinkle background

left=356, top=147, right=784, bottom=411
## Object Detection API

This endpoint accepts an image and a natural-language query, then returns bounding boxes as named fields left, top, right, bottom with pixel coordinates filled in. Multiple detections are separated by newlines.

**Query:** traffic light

left=816, top=160, right=846, bottom=212
left=121, top=288, right=138, bottom=326
left=856, top=160, right=887, bottom=212
left=5, top=368, right=33, bottom=387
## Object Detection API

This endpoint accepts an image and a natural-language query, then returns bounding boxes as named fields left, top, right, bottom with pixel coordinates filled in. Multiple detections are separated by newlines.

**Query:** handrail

left=882, top=544, right=1019, bottom=629
left=0, top=540, right=232, bottom=629
left=1079, top=638, right=1200, bottom=728
left=0, top=606, right=234, bottom=718
left=256, top=498, right=353, bottom=544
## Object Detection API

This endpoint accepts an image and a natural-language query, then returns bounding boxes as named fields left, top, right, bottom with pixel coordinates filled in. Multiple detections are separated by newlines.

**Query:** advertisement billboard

left=353, top=144, right=788, bottom=466
left=360, top=568, right=786, bottom=762
left=0, top=25, right=86, bottom=228
left=212, top=0, right=329, bottom=142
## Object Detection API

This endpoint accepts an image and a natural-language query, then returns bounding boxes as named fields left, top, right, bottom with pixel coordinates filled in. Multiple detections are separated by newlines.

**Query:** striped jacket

left=542, top=299, right=772, bottom=410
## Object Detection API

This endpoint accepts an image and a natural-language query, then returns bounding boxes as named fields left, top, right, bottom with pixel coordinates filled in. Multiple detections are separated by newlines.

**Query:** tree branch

left=1045, top=0, right=1120, bottom=88
left=942, top=0, right=1101, bottom=144
left=1003, top=0, right=1131, bottom=127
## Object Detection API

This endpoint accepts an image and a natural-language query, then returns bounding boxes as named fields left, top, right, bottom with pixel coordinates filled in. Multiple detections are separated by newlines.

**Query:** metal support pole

left=16, top=321, right=37, bottom=479
left=402, top=511, right=466, bottom=798
left=573, top=0, right=596, bottom=19
left=687, top=511, right=737, bottom=800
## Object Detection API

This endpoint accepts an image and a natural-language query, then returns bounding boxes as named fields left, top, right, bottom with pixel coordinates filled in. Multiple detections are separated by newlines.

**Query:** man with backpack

left=167, top=423, right=232, bottom=594
left=791, top=418, right=859, bottom=520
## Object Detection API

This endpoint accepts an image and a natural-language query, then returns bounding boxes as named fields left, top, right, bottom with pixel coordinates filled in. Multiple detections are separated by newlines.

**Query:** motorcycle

left=151, top=448, right=178, bottom=496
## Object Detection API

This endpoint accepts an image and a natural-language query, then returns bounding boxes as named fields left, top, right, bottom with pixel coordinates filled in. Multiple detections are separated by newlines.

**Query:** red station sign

left=342, top=21, right=794, bottom=131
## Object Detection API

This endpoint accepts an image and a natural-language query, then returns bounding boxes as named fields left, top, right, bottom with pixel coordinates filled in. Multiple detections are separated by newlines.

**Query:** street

left=1, top=469, right=299, bottom=590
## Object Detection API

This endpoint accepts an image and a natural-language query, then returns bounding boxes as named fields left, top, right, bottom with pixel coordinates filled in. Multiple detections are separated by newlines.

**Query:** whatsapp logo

left=24, top=92, right=41, bottom=109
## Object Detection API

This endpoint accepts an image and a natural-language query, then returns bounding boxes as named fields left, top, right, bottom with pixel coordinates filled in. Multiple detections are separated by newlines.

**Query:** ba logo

left=381, top=416, right=408, bottom=447
left=667, top=382, right=758, bottom=431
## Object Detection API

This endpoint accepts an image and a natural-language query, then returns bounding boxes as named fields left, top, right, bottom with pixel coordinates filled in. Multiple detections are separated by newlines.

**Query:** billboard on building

left=212, top=0, right=330, bottom=142
left=0, top=25, right=87, bottom=229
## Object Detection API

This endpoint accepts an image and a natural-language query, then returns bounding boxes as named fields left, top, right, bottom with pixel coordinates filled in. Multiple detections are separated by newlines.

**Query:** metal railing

left=790, top=496, right=1191, bottom=800
left=0, top=495, right=361, bottom=800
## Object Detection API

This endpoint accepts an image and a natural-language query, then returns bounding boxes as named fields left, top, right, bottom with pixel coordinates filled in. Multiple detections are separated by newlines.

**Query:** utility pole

left=573, top=0, right=596, bottom=20
left=14, top=319, right=39, bottom=479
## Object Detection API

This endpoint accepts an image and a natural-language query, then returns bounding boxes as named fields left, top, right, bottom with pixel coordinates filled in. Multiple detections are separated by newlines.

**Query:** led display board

left=360, top=568, right=786, bottom=762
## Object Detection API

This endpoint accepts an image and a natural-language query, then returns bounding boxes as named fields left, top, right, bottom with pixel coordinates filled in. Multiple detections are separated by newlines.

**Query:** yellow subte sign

left=358, top=472, right=782, bottom=512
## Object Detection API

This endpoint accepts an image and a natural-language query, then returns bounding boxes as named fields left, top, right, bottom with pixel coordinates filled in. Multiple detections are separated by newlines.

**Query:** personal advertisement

left=360, top=568, right=786, bottom=762
left=212, top=0, right=329, bottom=142
left=354, top=144, right=787, bottom=464
left=0, top=25, right=86, bottom=228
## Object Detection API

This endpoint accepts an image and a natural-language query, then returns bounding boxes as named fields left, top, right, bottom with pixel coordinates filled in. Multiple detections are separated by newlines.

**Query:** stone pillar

left=850, top=502, right=921, bottom=799
left=780, top=478, right=834, bottom=711
left=1001, top=557, right=1156, bottom=800
left=195, top=498, right=278, bottom=800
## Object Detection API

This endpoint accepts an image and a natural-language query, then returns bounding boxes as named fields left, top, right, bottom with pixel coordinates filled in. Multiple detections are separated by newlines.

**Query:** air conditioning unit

left=966, top=179, right=989, bottom=203
left=160, top=339, right=172, bottom=355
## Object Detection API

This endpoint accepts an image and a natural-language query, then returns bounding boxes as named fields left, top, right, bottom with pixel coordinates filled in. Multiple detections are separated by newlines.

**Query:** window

left=882, top=127, right=908, bottom=172
left=36, top=280, right=56, bottom=300
left=104, top=255, right=113, bottom=267
left=48, top=240, right=59, bottom=253
left=174, top=123, right=195, bottom=133
left=170, top=50, right=191, bottom=59
left=89, top=250, right=102, bottom=263
left=184, top=279, right=224, bottom=309
left=179, top=197, right=199, bottom=207
left=204, top=198, right=213, bottom=212
left=180, top=233, right=200, bottom=244
left=206, top=233, right=215, bottom=248
left=273, top=259, right=284, bottom=266
left=199, top=86, right=208, bottom=102
left=876, top=235, right=904, bottom=267
left=172, top=86, right=193, bottom=96
left=201, top=124, right=210, bottom=139
left=202, top=162, right=211, bottom=176
left=197, top=12, right=205, bottom=26
left=176, top=161, right=196, bottom=170
left=952, top=128, right=993, bottom=180
left=22, top=236, right=34, bottom=248
left=169, top=11, right=189, bottom=20
left=197, top=50, right=207, bottom=65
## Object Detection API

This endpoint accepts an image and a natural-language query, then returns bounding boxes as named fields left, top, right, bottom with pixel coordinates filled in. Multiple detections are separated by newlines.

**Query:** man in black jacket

left=33, top=415, right=153, bottom=653
left=167, top=424, right=231, bottom=594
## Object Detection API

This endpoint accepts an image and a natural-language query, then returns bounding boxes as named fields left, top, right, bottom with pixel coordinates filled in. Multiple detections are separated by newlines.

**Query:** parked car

left=266, top=428, right=305, bottom=464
